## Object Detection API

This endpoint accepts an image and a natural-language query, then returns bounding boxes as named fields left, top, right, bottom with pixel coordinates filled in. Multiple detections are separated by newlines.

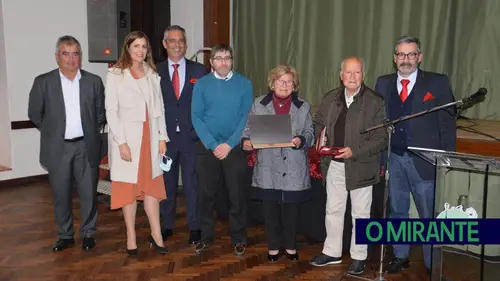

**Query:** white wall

left=0, top=0, right=204, bottom=181
left=0, top=0, right=12, bottom=168
left=0, top=0, right=108, bottom=181
left=171, top=0, right=204, bottom=62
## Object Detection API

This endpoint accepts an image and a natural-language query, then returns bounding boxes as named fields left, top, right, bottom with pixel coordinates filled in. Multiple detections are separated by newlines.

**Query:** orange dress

left=110, top=107, right=167, bottom=210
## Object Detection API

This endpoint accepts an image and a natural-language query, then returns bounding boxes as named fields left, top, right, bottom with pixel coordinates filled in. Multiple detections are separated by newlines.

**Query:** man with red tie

left=375, top=36, right=457, bottom=275
left=157, top=25, right=208, bottom=244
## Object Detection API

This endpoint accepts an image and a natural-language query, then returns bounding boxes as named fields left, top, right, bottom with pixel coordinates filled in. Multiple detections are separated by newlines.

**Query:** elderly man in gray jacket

left=242, top=65, right=314, bottom=262
left=309, top=57, right=387, bottom=275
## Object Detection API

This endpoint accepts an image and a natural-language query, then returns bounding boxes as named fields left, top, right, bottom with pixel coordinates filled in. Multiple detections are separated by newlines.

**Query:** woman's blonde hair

left=113, top=31, right=156, bottom=72
left=268, top=64, right=300, bottom=91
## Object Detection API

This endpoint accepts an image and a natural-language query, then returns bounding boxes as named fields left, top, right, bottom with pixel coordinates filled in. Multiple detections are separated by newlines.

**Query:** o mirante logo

left=355, top=203, right=500, bottom=245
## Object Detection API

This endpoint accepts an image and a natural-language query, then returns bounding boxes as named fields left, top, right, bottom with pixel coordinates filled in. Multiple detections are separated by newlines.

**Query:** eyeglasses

left=212, top=56, right=232, bottom=62
left=276, top=80, right=294, bottom=87
left=166, top=38, right=186, bottom=44
left=395, top=52, right=419, bottom=60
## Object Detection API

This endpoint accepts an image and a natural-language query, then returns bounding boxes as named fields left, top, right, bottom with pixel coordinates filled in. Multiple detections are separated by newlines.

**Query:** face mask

left=159, top=155, right=172, bottom=172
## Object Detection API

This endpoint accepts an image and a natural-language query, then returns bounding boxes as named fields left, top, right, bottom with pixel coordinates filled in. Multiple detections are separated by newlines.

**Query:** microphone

left=361, top=88, right=487, bottom=134
left=460, top=88, right=487, bottom=106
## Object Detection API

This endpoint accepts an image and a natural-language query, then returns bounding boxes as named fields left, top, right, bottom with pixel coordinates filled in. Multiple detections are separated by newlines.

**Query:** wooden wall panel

left=457, top=139, right=500, bottom=158
left=11, top=121, right=35, bottom=130
left=203, top=0, right=230, bottom=67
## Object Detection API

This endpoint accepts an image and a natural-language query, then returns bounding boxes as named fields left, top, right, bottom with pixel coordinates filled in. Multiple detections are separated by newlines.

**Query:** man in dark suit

left=157, top=25, right=208, bottom=244
left=28, top=35, right=105, bottom=252
left=375, top=36, right=456, bottom=274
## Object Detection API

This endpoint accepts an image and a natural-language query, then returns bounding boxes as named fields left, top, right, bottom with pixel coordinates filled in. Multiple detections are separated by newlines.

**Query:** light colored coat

left=242, top=93, right=314, bottom=194
left=105, top=64, right=169, bottom=183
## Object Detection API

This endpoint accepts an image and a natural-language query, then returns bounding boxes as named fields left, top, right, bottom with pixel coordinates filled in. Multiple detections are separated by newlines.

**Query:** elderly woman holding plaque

left=241, top=65, right=314, bottom=262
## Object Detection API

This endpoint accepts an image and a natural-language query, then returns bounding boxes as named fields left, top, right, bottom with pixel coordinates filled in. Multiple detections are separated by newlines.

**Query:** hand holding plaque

left=242, top=139, right=254, bottom=151
left=248, top=114, right=295, bottom=149
left=315, top=127, right=344, bottom=156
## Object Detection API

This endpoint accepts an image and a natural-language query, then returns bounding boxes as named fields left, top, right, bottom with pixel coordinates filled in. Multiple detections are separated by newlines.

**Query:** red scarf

left=272, top=93, right=292, bottom=114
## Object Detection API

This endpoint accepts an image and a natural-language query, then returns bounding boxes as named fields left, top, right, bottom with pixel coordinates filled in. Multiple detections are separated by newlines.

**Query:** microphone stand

left=342, top=98, right=467, bottom=281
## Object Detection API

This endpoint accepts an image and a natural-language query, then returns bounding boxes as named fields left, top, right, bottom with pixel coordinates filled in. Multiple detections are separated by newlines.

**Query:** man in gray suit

left=28, top=35, right=105, bottom=252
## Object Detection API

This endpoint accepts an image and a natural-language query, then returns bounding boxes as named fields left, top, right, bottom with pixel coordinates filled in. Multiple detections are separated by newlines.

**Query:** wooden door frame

left=203, top=0, right=230, bottom=67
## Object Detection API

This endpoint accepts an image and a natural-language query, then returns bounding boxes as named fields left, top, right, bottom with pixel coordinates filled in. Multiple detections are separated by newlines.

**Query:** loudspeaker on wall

left=87, top=0, right=130, bottom=62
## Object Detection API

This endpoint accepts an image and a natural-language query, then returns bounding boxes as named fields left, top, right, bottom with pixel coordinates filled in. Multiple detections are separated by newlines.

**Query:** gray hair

left=340, top=57, right=365, bottom=73
left=395, top=35, right=421, bottom=53
left=163, top=25, right=186, bottom=40
left=55, top=35, right=81, bottom=54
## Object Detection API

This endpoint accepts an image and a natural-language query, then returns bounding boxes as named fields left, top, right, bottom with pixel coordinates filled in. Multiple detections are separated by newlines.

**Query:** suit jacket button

left=283, top=157, right=286, bottom=160
left=282, top=173, right=286, bottom=176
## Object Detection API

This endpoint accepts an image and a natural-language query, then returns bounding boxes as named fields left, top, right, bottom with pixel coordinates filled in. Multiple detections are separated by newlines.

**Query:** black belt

left=64, top=136, right=84, bottom=142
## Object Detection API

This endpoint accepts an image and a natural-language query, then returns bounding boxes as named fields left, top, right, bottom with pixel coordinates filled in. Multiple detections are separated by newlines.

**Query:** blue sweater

left=191, top=72, right=253, bottom=150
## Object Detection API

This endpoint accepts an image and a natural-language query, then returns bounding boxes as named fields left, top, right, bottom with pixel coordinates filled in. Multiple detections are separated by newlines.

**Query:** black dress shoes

left=195, top=240, right=211, bottom=254
left=268, top=252, right=280, bottom=262
left=161, top=228, right=173, bottom=241
left=188, top=230, right=201, bottom=244
left=285, top=251, right=299, bottom=261
left=385, top=257, right=410, bottom=273
left=52, top=238, right=75, bottom=252
left=81, top=237, right=95, bottom=251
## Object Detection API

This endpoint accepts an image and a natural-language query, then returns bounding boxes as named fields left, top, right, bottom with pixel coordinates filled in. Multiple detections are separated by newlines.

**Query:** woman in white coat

left=105, top=31, right=169, bottom=255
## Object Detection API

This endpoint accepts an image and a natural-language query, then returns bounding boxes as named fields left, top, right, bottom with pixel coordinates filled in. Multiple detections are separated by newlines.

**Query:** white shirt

left=214, top=70, right=233, bottom=81
left=397, top=69, right=418, bottom=97
left=60, top=69, right=83, bottom=139
left=344, top=87, right=361, bottom=108
left=168, top=57, right=186, bottom=96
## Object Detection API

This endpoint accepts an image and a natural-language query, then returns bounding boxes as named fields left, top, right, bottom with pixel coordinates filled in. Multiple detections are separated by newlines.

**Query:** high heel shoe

left=148, top=235, right=168, bottom=254
left=127, top=248, right=138, bottom=256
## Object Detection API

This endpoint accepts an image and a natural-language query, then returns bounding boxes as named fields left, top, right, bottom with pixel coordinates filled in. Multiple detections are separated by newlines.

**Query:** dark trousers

left=48, top=140, right=98, bottom=239
left=389, top=152, right=434, bottom=269
left=263, top=201, right=300, bottom=251
left=196, top=141, right=248, bottom=244
left=160, top=147, right=199, bottom=230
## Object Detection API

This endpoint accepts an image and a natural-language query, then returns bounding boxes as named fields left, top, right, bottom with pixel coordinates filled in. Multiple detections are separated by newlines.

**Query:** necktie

left=400, top=79, right=410, bottom=103
left=172, top=64, right=180, bottom=99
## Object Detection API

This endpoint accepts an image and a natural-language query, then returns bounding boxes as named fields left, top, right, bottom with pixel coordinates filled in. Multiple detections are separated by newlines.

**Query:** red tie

left=400, top=79, right=410, bottom=103
left=172, top=64, right=180, bottom=99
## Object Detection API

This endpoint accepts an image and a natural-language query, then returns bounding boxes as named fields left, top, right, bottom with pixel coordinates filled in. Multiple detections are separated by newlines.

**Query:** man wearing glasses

left=28, top=35, right=105, bottom=252
left=191, top=44, right=253, bottom=256
left=157, top=25, right=208, bottom=245
left=375, top=36, right=456, bottom=275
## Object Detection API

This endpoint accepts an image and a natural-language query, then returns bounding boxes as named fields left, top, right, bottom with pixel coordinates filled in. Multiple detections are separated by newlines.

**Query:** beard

left=398, top=62, right=416, bottom=75
left=215, top=66, right=230, bottom=76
